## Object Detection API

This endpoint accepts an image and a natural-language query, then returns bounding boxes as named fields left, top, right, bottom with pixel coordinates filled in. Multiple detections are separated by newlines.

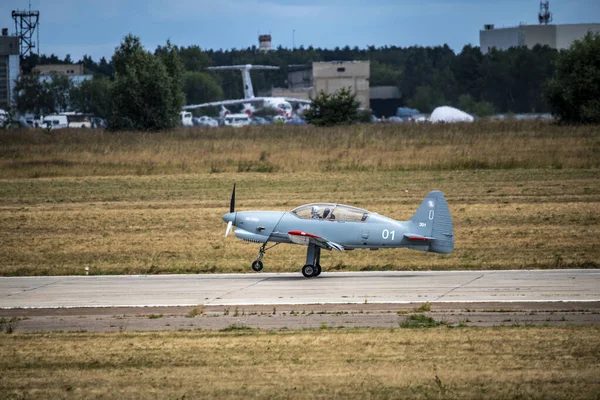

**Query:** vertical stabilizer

left=409, top=191, right=454, bottom=254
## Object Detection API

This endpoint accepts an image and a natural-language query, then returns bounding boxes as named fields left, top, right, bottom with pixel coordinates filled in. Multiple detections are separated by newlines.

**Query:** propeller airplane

left=222, top=185, right=454, bottom=278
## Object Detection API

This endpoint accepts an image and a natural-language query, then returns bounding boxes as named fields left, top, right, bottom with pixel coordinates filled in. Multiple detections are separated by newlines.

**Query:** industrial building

left=0, top=29, right=20, bottom=108
left=265, top=61, right=391, bottom=112
left=480, top=23, right=600, bottom=53
left=312, top=61, right=370, bottom=109
left=369, top=86, right=402, bottom=118
left=258, top=34, right=272, bottom=52
left=33, top=63, right=92, bottom=86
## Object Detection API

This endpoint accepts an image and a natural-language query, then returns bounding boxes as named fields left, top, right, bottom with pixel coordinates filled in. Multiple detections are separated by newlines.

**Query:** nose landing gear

left=251, top=260, right=263, bottom=272
left=251, top=243, right=280, bottom=272
left=251, top=244, right=266, bottom=272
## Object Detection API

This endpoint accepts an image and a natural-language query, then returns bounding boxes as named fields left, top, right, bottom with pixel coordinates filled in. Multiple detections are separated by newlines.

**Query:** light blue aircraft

left=222, top=185, right=454, bottom=278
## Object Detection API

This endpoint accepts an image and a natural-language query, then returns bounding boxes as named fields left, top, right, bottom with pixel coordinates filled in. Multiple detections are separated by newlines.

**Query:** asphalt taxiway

left=1, top=269, right=598, bottom=309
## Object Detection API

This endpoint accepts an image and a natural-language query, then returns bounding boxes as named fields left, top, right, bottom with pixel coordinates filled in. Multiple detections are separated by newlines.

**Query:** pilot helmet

left=311, top=205, right=320, bottom=214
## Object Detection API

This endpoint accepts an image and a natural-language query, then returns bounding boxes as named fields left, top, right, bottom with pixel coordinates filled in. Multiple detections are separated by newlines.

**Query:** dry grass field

left=0, top=121, right=598, bottom=178
left=0, top=121, right=598, bottom=275
left=1, top=326, right=599, bottom=399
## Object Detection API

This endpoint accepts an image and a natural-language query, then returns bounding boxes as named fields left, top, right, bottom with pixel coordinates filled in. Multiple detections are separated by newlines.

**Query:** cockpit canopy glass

left=291, top=203, right=370, bottom=222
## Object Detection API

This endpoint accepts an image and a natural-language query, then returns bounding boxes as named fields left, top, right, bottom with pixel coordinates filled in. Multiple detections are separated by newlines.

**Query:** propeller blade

left=230, top=183, right=236, bottom=213
left=225, top=221, right=233, bottom=237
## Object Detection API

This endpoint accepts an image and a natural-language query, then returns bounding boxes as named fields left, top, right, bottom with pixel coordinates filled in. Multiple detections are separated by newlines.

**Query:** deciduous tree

left=545, top=32, right=600, bottom=124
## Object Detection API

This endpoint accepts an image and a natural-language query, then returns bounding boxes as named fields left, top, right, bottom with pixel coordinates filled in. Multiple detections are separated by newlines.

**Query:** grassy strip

left=0, top=121, right=598, bottom=178
left=1, top=326, right=599, bottom=399
left=0, top=122, right=598, bottom=275
left=0, top=168, right=598, bottom=275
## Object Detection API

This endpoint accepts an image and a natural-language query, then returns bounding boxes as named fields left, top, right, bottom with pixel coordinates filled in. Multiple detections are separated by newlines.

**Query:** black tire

left=251, top=260, right=263, bottom=272
left=314, top=264, right=322, bottom=277
left=302, top=264, right=315, bottom=278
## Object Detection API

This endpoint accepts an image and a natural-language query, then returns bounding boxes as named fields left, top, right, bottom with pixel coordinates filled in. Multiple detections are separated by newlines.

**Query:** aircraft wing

left=183, top=99, right=263, bottom=110
left=280, top=97, right=312, bottom=105
left=287, top=230, right=344, bottom=252
left=184, top=97, right=312, bottom=110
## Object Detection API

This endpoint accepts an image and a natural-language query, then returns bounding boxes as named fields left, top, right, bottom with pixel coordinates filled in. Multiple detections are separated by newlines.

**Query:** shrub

left=545, top=32, right=600, bottom=124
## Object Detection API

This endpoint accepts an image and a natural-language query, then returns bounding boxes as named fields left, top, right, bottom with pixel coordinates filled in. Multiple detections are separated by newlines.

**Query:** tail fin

left=409, top=191, right=454, bottom=254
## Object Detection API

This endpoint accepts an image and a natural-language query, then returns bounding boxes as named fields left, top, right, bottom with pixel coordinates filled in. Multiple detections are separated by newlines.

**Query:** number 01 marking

left=382, top=229, right=395, bottom=240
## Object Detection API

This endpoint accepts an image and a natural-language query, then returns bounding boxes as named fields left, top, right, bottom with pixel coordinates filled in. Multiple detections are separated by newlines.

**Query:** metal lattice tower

left=12, top=4, right=40, bottom=57
left=538, top=1, right=553, bottom=25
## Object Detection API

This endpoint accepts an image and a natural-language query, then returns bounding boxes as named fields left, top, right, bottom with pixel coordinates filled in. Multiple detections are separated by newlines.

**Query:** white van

left=42, top=115, right=69, bottom=130
left=224, top=113, right=251, bottom=127
left=25, top=114, right=44, bottom=128
left=62, top=112, right=92, bottom=128
left=180, top=111, right=193, bottom=127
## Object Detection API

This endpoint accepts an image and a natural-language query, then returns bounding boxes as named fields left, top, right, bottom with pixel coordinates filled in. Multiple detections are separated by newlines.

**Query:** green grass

left=399, top=314, right=442, bottom=328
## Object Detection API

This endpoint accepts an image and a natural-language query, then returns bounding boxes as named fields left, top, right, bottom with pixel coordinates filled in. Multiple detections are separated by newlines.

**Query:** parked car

left=193, top=116, right=218, bottom=127
left=385, top=116, right=404, bottom=123
left=42, top=114, right=69, bottom=130
left=179, top=111, right=193, bottom=126
left=272, top=115, right=287, bottom=124
left=250, top=116, right=269, bottom=125
left=24, top=114, right=44, bottom=128
left=224, top=114, right=251, bottom=127
left=62, top=112, right=93, bottom=128
left=285, top=116, right=307, bottom=125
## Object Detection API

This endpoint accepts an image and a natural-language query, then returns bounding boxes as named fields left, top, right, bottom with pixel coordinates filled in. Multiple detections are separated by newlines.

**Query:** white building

left=312, top=61, right=370, bottom=109
left=480, top=23, right=600, bottom=54
left=33, top=64, right=92, bottom=86
left=0, top=32, right=20, bottom=108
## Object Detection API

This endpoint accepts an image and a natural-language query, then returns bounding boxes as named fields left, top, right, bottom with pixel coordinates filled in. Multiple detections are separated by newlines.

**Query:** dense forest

left=19, top=42, right=560, bottom=116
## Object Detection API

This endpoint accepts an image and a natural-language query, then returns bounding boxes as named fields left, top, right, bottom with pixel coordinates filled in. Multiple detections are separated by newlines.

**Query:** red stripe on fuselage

left=407, top=236, right=429, bottom=241
left=288, top=230, right=320, bottom=238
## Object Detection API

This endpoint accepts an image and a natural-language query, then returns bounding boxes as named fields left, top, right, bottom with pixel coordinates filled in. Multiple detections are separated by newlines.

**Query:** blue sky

left=1, top=0, right=598, bottom=61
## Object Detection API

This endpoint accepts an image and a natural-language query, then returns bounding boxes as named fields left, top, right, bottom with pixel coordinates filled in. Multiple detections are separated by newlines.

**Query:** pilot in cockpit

left=311, top=206, right=321, bottom=219
left=322, top=208, right=331, bottom=219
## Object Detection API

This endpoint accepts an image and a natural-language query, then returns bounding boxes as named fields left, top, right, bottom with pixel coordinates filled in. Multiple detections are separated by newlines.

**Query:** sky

left=1, top=0, right=599, bottom=61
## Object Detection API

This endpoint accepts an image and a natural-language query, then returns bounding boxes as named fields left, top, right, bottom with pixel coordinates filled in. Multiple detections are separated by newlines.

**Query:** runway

left=1, top=269, right=599, bottom=309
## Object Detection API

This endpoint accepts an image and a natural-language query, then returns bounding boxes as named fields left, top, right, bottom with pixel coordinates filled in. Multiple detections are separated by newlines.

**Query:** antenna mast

left=12, top=1, right=40, bottom=57
left=538, top=1, right=553, bottom=25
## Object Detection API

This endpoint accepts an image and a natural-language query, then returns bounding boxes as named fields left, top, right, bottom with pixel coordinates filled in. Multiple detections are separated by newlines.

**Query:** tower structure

left=12, top=5, right=40, bottom=57
left=538, top=1, right=553, bottom=25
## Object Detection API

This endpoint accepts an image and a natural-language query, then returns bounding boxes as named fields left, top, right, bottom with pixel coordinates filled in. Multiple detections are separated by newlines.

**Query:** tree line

left=19, top=41, right=560, bottom=115
left=12, top=32, right=600, bottom=127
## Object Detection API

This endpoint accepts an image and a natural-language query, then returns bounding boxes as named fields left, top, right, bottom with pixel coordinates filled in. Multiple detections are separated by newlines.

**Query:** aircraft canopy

left=291, top=203, right=370, bottom=222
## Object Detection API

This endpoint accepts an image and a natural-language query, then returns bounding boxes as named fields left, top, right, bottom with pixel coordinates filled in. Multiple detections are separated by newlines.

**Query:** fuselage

left=222, top=209, right=431, bottom=252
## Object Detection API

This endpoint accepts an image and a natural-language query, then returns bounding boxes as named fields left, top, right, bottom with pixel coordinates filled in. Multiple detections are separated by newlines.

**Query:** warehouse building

left=480, top=23, right=600, bottom=54
left=312, top=61, right=370, bottom=109
left=33, top=63, right=92, bottom=86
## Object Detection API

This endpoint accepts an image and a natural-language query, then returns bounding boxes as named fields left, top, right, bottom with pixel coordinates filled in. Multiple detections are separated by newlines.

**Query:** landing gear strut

left=302, top=244, right=322, bottom=278
left=251, top=243, right=279, bottom=272
left=252, top=244, right=266, bottom=272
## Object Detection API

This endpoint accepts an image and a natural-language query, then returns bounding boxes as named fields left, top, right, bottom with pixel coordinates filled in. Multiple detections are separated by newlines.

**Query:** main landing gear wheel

left=302, top=264, right=315, bottom=278
left=252, top=260, right=263, bottom=272
left=314, top=264, right=322, bottom=277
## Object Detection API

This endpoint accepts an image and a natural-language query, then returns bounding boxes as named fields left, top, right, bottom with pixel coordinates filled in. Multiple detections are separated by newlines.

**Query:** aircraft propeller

left=230, top=183, right=236, bottom=213
left=225, top=184, right=236, bottom=237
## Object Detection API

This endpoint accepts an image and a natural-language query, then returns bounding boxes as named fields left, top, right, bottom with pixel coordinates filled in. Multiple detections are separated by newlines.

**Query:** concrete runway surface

left=1, top=269, right=598, bottom=309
